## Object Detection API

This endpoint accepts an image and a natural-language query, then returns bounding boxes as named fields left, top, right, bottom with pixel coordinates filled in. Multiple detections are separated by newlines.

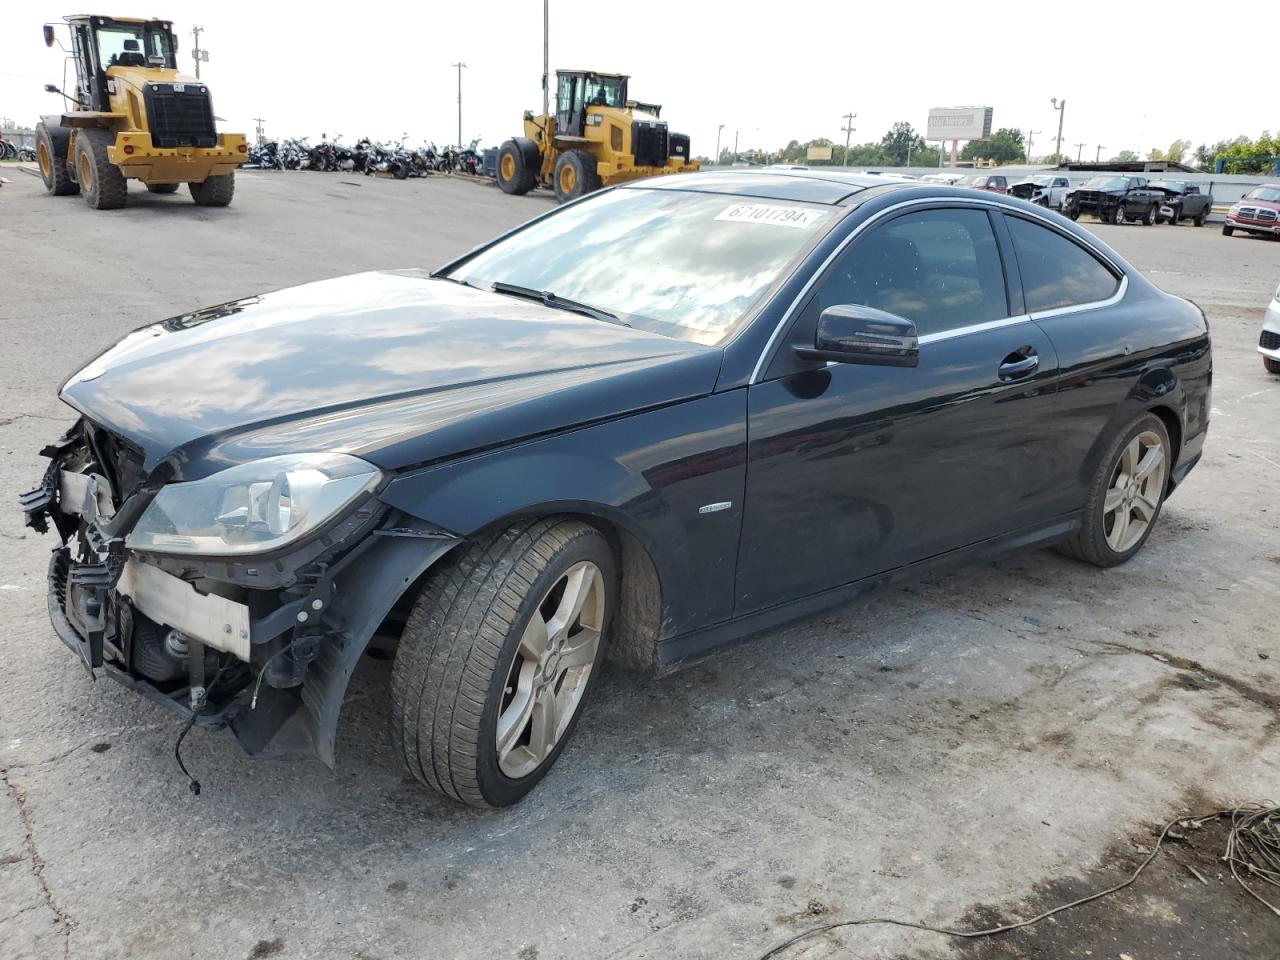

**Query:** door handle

left=998, top=351, right=1039, bottom=381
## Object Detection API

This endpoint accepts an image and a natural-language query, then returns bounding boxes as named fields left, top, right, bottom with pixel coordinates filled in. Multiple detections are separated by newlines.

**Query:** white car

left=1261, top=281, right=1280, bottom=375
left=920, top=172, right=966, bottom=185
left=1009, top=175, right=1072, bottom=209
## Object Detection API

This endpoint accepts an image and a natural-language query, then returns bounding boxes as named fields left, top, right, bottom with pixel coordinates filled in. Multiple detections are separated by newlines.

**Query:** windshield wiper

left=490, top=281, right=630, bottom=327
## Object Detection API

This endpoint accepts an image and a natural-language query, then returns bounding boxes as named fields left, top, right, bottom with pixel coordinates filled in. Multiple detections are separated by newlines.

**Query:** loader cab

left=55, top=16, right=177, bottom=112
left=554, top=70, right=628, bottom=137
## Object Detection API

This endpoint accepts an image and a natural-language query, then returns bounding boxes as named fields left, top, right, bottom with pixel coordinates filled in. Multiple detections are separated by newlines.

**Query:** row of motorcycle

left=1, top=139, right=37, bottom=161
left=244, top=134, right=483, bottom=179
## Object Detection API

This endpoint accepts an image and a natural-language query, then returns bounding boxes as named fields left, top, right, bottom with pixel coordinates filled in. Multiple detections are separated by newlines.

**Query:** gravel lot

left=1, top=169, right=1278, bottom=960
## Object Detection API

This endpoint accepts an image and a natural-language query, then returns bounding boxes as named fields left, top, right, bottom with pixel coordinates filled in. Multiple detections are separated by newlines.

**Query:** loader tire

left=74, top=128, right=127, bottom=209
left=36, top=122, right=78, bottom=196
left=146, top=182, right=179, bottom=194
left=553, top=149, right=600, bottom=203
left=497, top=138, right=539, bottom=195
left=189, top=172, right=235, bottom=207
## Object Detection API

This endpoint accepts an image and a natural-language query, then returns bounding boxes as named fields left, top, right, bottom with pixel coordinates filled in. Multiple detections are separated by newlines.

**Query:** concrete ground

left=1, top=169, right=1277, bottom=960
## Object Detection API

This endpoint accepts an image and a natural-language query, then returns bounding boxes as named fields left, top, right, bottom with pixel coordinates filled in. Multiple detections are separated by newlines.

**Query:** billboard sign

left=806, top=145, right=833, bottom=162
left=926, top=106, right=993, bottom=142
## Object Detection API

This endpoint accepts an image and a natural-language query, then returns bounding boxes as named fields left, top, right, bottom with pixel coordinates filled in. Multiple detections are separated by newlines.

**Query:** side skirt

left=656, top=513, right=1082, bottom=669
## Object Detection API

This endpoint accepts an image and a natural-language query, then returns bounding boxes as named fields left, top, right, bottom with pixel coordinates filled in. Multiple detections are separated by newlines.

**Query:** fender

left=39, top=115, right=71, bottom=157
left=299, top=532, right=458, bottom=767
left=379, top=390, right=748, bottom=642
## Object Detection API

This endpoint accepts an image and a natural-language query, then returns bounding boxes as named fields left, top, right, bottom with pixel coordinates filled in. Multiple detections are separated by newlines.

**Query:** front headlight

left=127, top=453, right=382, bottom=556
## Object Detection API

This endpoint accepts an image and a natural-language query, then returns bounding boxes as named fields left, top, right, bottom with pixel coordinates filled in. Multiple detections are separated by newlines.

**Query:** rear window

left=1006, top=216, right=1119, bottom=313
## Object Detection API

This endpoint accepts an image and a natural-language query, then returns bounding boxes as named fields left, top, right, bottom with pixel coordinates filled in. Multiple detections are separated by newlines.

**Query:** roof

left=1055, top=160, right=1198, bottom=173
left=630, top=169, right=898, bottom=204
left=557, top=69, right=628, bottom=79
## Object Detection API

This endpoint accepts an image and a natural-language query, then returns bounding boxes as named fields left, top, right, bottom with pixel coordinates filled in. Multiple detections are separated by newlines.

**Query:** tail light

left=237, top=143, right=247, bottom=154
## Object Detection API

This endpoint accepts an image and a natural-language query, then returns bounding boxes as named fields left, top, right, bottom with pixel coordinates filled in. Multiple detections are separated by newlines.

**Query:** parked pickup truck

left=1149, top=180, right=1214, bottom=226
left=1224, top=184, right=1280, bottom=238
left=1009, top=174, right=1072, bottom=209
left=1062, top=175, right=1162, bottom=225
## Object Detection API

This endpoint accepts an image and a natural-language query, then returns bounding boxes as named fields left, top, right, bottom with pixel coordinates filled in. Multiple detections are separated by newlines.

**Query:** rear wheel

left=390, top=518, right=616, bottom=808
left=74, top=128, right=127, bottom=209
left=1265, top=356, right=1280, bottom=375
left=189, top=172, right=234, bottom=207
left=1194, top=205, right=1208, bottom=227
left=497, top=138, right=539, bottom=195
left=1056, top=413, right=1171, bottom=567
left=145, top=182, right=179, bottom=194
left=36, top=122, right=78, bottom=196
left=553, top=149, right=600, bottom=203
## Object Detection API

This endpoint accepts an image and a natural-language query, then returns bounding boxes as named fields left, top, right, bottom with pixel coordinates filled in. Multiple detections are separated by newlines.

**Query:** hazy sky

left=1, top=2, right=1266, bottom=161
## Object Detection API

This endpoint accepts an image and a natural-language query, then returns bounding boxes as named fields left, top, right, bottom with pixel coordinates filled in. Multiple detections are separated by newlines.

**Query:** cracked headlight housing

left=127, top=453, right=382, bottom=556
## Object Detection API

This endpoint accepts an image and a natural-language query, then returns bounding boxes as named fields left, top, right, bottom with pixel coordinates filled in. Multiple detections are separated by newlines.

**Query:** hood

left=61, top=270, right=721, bottom=479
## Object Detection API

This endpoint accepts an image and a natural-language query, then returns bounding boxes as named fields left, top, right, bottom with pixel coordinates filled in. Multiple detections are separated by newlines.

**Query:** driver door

left=734, top=205, right=1061, bottom=615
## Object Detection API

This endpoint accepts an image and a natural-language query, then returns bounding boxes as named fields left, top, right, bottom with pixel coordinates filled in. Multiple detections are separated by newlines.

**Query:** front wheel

left=1111, top=203, right=1126, bottom=225
left=1066, top=207, right=1080, bottom=221
left=390, top=518, right=616, bottom=807
left=189, top=171, right=234, bottom=207
left=1265, top=356, right=1280, bottom=375
left=1143, top=204, right=1157, bottom=226
left=553, top=149, right=601, bottom=203
left=1056, top=413, right=1171, bottom=567
left=1222, top=224, right=1235, bottom=237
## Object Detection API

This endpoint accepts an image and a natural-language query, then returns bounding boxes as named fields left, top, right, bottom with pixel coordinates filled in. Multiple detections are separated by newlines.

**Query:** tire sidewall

left=1085, top=413, right=1172, bottom=565
left=75, top=136, right=99, bottom=206
left=473, top=528, right=618, bottom=806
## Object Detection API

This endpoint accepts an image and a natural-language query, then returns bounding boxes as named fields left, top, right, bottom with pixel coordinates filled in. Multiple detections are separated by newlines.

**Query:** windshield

left=97, top=21, right=174, bottom=69
left=1020, top=176, right=1052, bottom=186
left=1083, top=176, right=1129, bottom=189
left=449, top=188, right=835, bottom=345
left=1245, top=186, right=1280, bottom=203
left=579, top=74, right=625, bottom=109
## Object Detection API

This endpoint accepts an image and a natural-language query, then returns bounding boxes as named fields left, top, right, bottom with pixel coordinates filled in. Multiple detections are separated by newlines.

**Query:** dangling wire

left=172, top=664, right=228, bottom=797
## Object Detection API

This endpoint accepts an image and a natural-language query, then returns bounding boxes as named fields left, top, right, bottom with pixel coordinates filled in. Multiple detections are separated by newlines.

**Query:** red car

left=1224, top=184, right=1280, bottom=238
left=955, top=173, right=1008, bottom=194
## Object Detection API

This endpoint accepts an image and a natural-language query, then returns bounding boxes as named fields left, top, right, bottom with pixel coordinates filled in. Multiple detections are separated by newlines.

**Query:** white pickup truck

left=1008, top=175, right=1072, bottom=209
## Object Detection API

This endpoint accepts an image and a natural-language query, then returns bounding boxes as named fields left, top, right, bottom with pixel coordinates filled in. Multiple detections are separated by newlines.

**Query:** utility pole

left=715, top=123, right=724, bottom=165
left=1075, top=142, right=1087, bottom=162
left=252, top=117, right=265, bottom=145
left=1050, top=97, right=1066, bottom=160
left=541, top=0, right=549, bottom=120
left=190, top=25, right=204, bottom=79
left=841, top=111, right=856, bottom=168
left=1025, top=129, right=1041, bottom=164
left=451, top=61, right=467, bottom=148
left=733, top=129, right=739, bottom=163
left=1095, top=144, right=1105, bottom=162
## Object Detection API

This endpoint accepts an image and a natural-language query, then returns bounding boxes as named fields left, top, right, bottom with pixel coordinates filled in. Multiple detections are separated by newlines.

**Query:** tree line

left=702, top=122, right=1280, bottom=173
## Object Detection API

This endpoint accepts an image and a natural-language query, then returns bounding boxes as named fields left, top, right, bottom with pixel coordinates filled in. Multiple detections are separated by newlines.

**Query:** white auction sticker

left=715, top=203, right=827, bottom=229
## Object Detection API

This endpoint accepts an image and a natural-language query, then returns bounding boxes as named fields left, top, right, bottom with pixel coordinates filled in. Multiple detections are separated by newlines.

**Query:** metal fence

left=1, top=128, right=37, bottom=155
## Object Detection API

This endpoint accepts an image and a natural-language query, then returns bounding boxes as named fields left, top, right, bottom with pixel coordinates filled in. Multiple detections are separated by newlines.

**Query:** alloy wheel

left=496, top=560, right=605, bottom=779
left=1103, top=430, right=1167, bottom=552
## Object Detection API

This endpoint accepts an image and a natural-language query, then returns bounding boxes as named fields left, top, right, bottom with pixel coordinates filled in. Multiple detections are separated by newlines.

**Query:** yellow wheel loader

left=37, top=15, right=246, bottom=210
left=497, top=70, right=699, bottom=203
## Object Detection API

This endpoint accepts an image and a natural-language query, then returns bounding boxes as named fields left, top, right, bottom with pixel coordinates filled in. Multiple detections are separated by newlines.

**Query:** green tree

left=1146, top=147, right=1166, bottom=161
left=1113, top=149, right=1139, bottom=162
left=1166, top=139, right=1191, bottom=164
left=879, top=122, right=925, bottom=166
left=959, top=128, right=1025, bottom=165
left=1041, top=152, right=1067, bottom=166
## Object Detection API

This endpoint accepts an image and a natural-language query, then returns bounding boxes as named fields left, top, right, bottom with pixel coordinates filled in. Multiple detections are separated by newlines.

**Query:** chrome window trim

left=916, top=313, right=1033, bottom=345
left=748, top=195, right=1127, bottom=384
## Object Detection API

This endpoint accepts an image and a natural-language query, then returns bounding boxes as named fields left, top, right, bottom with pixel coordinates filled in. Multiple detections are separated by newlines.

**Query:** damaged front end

left=20, top=419, right=458, bottom=768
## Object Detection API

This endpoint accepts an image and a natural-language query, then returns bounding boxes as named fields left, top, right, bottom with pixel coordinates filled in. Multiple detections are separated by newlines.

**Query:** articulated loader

left=498, top=70, right=698, bottom=203
left=36, top=15, right=246, bottom=210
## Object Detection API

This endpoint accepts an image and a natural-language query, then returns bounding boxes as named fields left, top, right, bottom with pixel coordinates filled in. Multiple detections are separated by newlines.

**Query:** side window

left=1054, top=178, right=1069, bottom=188
left=1186, top=185, right=1199, bottom=195
left=814, top=208, right=1009, bottom=337
left=1005, top=215, right=1120, bottom=313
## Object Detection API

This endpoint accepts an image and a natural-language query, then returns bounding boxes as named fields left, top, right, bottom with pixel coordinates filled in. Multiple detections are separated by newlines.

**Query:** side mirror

left=43, top=24, right=56, bottom=47
left=45, top=83, right=59, bottom=93
left=796, top=304, right=919, bottom=368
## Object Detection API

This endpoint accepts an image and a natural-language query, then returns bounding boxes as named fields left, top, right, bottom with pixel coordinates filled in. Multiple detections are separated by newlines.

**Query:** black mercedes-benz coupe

left=21, top=171, right=1211, bottom=807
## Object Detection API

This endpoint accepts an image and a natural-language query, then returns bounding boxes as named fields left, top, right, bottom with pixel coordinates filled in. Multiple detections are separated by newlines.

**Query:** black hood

left=61, top=270, right=722, bottom=479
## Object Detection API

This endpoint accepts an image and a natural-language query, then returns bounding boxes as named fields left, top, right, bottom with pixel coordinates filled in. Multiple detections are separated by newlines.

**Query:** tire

left=1111, top=203, right=1126, bottom=225
left=1066, top=207, right=1080, bottom=221
left=1143, top=204, right=1156, bottom=226
left=497, top=137, right=539, bottom=195
left=390, top=518, right=617, bottom=808
left=1265, top=356, right=1280, bottom=375
left=189, top=171, right=234, bottom=207
left=393, top=161, right=409, bottom=180
left=145, top=183, right=179, bottom=194
left=74, top=127, right=127, bottom=209
left=1222, top=224, right=1234, bottom=237
left=1194, top=205, right=1207, bottom=227
left=553, top=149, right=601, bottom=203
left=36, top=122, right=78, bottom=196
left=1055, top=413, right=1172, bottom=568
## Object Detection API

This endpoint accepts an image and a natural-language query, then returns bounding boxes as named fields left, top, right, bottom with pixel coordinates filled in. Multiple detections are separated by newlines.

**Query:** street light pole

left=191, top=25, right=203, bottom=80
left=733, top=129, right=739, bottom=163
left=1075, top=142, right=1087, bottom=162
left=715, top=123, right=724, bottom=165
left=1050, top=97, right=1066, bottom=159
left=542, top=0, right=549, bottom=120
left=1095, top=144, right=1105, bottom=162
left=451, top=62, right=467, bottom=148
